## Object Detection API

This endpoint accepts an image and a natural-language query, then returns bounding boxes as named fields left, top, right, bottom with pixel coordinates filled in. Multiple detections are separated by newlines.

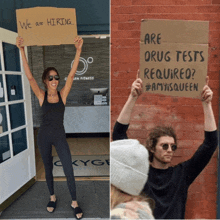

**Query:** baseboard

left=37, top=176, right=110, bottom=181
left=0, top=177, right=36, bottom=212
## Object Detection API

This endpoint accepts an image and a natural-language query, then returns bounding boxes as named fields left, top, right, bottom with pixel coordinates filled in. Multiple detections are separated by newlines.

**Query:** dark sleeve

left=112, top=121, right=129, bottom=141
left=184, top=130, right=218, bottom=186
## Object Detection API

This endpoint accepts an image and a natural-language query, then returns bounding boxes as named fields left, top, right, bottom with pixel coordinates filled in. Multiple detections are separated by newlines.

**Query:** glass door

left=0, top=28, right=35, bottom=206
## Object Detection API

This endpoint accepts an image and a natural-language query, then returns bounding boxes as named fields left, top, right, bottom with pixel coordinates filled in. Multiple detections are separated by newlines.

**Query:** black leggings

left=37, top=126, right=76, bottom=200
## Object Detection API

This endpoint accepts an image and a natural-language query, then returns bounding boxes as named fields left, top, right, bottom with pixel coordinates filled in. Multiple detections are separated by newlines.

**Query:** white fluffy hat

left=110, top=139, right=149, bottom=196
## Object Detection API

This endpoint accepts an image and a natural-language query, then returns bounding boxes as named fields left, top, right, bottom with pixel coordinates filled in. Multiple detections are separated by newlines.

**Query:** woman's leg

left=54, top=132, right=83, bottom=218
left=38, top=132, right=57, bottom=212
left=54, top=136, right=77, bottom=200
left=37, top=132, right=54, bottom=196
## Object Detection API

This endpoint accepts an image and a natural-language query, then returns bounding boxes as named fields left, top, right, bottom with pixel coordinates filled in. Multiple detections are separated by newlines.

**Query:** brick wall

left=111, top=0, right=220, bottom=219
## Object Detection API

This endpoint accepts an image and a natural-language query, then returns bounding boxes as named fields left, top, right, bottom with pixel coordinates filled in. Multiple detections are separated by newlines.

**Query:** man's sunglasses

left=48, top=75, right=60, bottom=81
left=162, top=144, right=177, bottom=151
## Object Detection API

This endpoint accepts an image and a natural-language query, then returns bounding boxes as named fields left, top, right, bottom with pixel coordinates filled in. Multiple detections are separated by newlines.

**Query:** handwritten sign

left=16, top=7, right=77, bottom=46
left=140, top=19, right=209, bottom=98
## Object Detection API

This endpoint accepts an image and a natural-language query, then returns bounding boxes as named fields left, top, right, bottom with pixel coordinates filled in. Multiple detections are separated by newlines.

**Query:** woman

left=16, top=36, right=83, bottom=219
left=110, top=139, right=155, bottom=219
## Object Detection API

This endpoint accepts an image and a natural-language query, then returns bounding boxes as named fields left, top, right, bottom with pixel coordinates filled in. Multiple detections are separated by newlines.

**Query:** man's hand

left=131, top=70, right=143, bottom=98
left=201, top=76, right=213, bottom=104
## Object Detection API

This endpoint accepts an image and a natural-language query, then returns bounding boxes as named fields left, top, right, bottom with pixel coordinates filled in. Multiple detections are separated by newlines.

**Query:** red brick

left=111, top=63, right=139, bottom=73
left=132, top=0, right=212, bottom=5
left=202, top=165, right=218, bottom=175
left=111, top=22, right=118, bottom=31
left=144, top=121, right=158, bottom=131
left=111, top=87, right=130, bottom=96
left=127, top=129, right=148, bottom=138
left=113, top=6, right=220, bottom=15
left=156, top=96, right=174, bottom=105
left=116, top=47, right=139, bottom=56
left=209, top=71, right=220, bottom=81
left=186, top=199, right=217, bottom=219
left=110, top=14, right=131, bottom=23
left=118, top=22, right=140, bottom=31
left=209, top=21, right=220, bottom=30
left=139, top=94, right=158, bottom=105
left=208, top=79, right=219, bottom=90
left=171, top=156, right=185, bottom=166
left=209, top=30, right=220, bottom=39
left=111, top=6, right=119, bottom=15
left=132, top=105, right=167, bottom=122
left=174, top=105, right=196, bottom=115
left=140, top=13, right=219, bottom=22
left=111, top=116, right=119, bottom=126
left=111, top=70, right=138, bottom=79
left=111, top=30, right=140, bottom=39
left=208, top=56, right=220, bottom=65
left=209, top=54, right=220, bottom=64
left=208, top=51, right=220, bottom=64
left=195, top=5, right=220, bottom=13
left=111, top=78, right=134, bottom=88
left=185, top=114, right=204, bottom=124
left=208, top=63, right=219, bottom=71
left=209, top=39, right=220, bottom=48
left=181, top=122, right=196, bottom=132
left=180, top=97, right=201, bottom=105
left=112, top=38, right=140, bottom=47
left=116, top=54, right=139, bottom=63
left=111, top=96, right=129, bottom=106
left=129, top=122, right=143, bottom=130
left=111, top=0, right=132, bottom=6
left=177, top=140, right=196, bottom=149
left=213, top=0, right=220, bottom=4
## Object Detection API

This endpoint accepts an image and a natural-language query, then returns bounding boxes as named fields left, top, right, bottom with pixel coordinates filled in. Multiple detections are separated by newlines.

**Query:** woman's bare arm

left=16, top=37, right=44, bottom=105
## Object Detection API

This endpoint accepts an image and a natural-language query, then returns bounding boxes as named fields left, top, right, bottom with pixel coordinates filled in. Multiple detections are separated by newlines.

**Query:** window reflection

left=12, top=129, right=27, bottom=156
left=3, top=42, right=21, bottom=72
left=6, top=75, right=23, bottom=101
left=9, top=103, right=25, bottom=129
left=0, top=75, right=5, bottom=103
left=0, top=135, right=10, bottom=163
left=0, top=106, right=8, bottom=133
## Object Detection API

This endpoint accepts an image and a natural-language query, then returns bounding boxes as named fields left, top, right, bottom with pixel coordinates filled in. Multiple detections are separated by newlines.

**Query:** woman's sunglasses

left=162, top=144, right=177, bottom=151
left=48, top=75, right=60, bottom=81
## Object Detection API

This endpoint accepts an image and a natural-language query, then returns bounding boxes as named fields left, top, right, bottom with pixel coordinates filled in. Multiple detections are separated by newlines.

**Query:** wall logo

left=71, top=57, right=94, bottom=76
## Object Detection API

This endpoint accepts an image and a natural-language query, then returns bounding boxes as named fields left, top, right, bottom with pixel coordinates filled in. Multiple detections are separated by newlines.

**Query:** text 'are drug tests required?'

left=139, top=19, right=209, bottom=98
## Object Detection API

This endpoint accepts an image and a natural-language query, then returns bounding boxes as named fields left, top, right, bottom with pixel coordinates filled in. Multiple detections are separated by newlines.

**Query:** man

left=112, top=73, right=218, bottom=219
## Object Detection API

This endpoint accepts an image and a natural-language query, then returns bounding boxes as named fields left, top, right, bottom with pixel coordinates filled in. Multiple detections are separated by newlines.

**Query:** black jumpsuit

left=37, top=91, right=76, bottom=200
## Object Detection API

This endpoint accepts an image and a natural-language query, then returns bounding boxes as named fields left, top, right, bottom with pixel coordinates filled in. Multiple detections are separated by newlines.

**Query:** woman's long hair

left=111, top=184, right=155, bottom=211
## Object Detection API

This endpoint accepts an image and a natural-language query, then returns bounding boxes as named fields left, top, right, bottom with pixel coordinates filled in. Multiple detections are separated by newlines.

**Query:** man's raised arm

left=202, top=77, right=217, bottom=131
left=113, top=72, right=143, bottom=140
left=184, top=76, right=218, bottom=186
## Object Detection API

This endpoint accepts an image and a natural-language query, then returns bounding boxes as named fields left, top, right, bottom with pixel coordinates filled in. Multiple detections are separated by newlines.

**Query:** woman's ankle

left=71, top=200, right=78, bottom=207
left=50, top=194, right=56, bottom=201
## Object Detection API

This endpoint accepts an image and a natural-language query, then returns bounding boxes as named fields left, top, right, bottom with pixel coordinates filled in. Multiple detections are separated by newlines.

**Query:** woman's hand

left=74, top=36, right=83, bottom=51
left=201, top=76, right=213, bottom=104
left=16, top=36, right=24, bottom=50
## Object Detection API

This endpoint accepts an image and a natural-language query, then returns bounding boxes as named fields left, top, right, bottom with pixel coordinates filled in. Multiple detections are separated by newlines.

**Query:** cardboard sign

left=140, top=19, right=209, bottom=98
left=16, top=7, right=77, bottom=46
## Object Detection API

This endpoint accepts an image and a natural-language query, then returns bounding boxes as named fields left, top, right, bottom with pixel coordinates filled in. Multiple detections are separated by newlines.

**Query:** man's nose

left=167, top=145, right=173, bottom=151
